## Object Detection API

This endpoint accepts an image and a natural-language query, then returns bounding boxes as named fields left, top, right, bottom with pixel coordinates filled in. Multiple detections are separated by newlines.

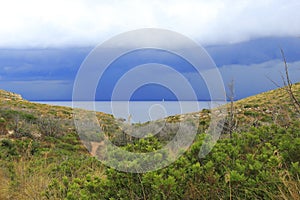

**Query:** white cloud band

left=0, top=0, right=300, bottom=47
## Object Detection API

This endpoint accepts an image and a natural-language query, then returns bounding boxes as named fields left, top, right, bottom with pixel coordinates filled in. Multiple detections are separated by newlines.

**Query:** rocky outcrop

left=0, top=90, right=23, bottom=101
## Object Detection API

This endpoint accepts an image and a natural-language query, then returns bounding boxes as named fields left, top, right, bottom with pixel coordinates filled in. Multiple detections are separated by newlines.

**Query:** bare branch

left=281, top=49, right=293, bottom=87
left=280, top=49, right=300, bottom=114
left=265, top=75, right=282, bottom=88
left=226, top=79, right=236, bottom=138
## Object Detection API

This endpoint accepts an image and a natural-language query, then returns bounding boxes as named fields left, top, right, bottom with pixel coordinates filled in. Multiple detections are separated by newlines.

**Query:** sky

left=0, top=0, right=300, bottom=100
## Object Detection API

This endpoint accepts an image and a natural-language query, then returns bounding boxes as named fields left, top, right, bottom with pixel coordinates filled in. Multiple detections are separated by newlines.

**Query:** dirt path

left=90, top=141, right=104, bottom=156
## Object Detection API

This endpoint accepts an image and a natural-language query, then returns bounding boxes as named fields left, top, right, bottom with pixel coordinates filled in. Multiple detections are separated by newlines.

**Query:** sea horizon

left=34, top=100, right=227, bottom=123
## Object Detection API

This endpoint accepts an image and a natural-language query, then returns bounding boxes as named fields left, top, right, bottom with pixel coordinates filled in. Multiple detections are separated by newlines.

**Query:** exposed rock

left=0, top=90, right=23, bottom=101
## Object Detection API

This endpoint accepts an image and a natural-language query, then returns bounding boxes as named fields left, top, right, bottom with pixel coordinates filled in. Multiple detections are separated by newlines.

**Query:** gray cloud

left=0, top=80, right=73, bottom=100
left=0, top=0, right=300, bottom=47
left=219, top=60, right=300, bottom=99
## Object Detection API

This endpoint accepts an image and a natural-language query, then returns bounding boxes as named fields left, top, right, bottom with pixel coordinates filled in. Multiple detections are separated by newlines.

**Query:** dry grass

left=0, top=168, right=11, bottom=200
left=277, top=171, right=300, bottom=200
left=0, top=160, right=51, bottom=200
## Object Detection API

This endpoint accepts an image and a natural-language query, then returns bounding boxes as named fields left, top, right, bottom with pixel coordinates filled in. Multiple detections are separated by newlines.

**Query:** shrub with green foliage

left=32, top=123, right=299, bottom=200
left=0, top=85, right=299, bottom=199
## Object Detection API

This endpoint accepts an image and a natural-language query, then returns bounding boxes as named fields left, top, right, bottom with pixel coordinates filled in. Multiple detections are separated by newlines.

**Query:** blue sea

left=34, top=101, right=226, bottom=123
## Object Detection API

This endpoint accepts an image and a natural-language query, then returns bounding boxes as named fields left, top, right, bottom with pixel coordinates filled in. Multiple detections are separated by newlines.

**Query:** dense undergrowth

left=0, top=84, right=299, bottom=199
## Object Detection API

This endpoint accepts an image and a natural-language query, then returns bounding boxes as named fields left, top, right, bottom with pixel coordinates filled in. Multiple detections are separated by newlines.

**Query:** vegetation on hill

left=0, top=84, right=299, bottom=199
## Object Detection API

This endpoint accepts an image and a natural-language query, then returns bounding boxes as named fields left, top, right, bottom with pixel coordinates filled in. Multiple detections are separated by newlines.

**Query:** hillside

left=0, top=85, right=299, bottom=199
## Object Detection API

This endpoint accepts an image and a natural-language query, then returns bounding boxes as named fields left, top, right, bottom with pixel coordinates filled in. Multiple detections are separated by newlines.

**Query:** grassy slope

left=0, top=91, right=110, bottom=199
left=234, top=82, right=300, bottom=125
left=0, top=82, right=299, bottom=137
left=0, top=84, right=299, bottom=199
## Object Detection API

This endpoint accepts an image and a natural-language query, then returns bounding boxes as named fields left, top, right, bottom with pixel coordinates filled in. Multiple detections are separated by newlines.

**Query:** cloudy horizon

left=0, top=1, right=300, bottom=101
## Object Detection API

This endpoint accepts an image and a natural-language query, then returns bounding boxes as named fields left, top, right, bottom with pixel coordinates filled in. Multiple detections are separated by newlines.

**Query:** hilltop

left=1, top=82, right=299, bottom=135
left=0, top=84, right=299, bottom=199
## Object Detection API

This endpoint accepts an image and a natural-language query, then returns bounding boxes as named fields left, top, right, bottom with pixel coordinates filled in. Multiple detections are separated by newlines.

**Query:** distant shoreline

left=33, top=101, right=227, bottom=123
